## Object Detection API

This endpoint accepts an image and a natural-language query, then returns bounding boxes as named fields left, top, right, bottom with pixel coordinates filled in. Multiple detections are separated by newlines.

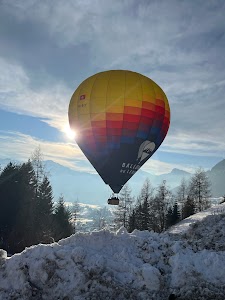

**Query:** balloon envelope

left=69, top=70, right=170, bottom=193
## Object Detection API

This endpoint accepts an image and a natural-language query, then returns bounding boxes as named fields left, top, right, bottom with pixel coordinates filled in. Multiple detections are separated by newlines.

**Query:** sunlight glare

left=63, top=124, right=76, bottom=140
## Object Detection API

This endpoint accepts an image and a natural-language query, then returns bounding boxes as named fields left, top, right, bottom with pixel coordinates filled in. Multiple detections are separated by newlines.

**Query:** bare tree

left=176, top=178, right=188, bottom=219
left=71, top=200, right=81, bottom=233
left=114, top=184, right=133, bottom=229
left=138, top=178, right=154, bottom=231
left=152, top=180, right=172, bottom=232
left=188, top=168, right=211, bottom=212
left=92, top=207, right=111, bottom=230
left=30, top=145, right=46, bottom=188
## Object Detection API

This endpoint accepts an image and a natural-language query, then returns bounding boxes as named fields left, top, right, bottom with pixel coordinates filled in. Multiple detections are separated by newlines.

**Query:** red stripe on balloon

left=123, top=121, right=139, bottom=130
left=107, top=128, right=122, bottom=136
left=141, top=108, right=155, bottom=118
left=155, top=105, right=165, bottom=115
left=123, top=114, right=140, bottom=122
left=92, top=128, right=107, bottom=135
left=139, top=116, right=154, bottom=125
left=106, top=120, right=123, bottom=128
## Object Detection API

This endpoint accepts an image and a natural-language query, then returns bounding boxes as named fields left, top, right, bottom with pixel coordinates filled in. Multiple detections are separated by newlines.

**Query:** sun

left=63, top=123, right=76, bottom=140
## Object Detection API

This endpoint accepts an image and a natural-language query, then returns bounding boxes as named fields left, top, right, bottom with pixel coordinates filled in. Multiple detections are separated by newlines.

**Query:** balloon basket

left=107, top=196, right=119, bottom=205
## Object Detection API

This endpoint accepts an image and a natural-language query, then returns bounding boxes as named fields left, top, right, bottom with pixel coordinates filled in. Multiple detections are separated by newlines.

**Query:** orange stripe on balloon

left=165, top=110, right=170, bottom=119
left=156, top=99, right=165, bottom=107
left=106, top=113, right=124, bottom=121
left=124, top=106, right=142, bottom=115
left=142, top=94, right=155, bottom=102
left=91, top=113, right=106, bottom=121
left=91, top=120, right=106, bottom=128
left=142, top=101, right=155, bottom=111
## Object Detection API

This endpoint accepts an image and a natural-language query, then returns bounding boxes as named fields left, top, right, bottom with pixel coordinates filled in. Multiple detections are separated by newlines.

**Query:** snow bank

left=1, top=210, right=225, bottom=299
left=169, top=202, right=225, bottom=234
left=0, top=229, right=171, bottom=299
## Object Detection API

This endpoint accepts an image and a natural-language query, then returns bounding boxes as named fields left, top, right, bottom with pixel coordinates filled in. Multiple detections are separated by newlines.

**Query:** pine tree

left=11, top=161, right=38, bottom=252
left=166, top=207, right=173, bottom=229
left=0, top=161, right=41, bottom=253
left=127, top=179, right=156, bottom=232
left=171, top=202, right=180, bottom=225
left=182, top=196, right=195, bottom=218
left=36, top=176, right=54, bottom=243
left=136, top=178, right=154, bottom=231
left=133, top=202, right=144, bottom=230
left=0, top=162, right=22, bottom=251
left=53, top=196, right=73, bottom=241
left=128, top=209, right=137, bottom=233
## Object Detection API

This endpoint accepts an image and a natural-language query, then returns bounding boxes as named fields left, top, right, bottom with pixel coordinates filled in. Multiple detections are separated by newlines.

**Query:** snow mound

left=1, top=218, right=225, bottom=299
left=169, top=202, right=225, bottom=234
left=180, top=213, right=225, bottom=251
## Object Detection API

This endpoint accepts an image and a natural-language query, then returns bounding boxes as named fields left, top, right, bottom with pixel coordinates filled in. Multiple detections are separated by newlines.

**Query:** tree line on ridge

left=0, top=147, right=213, bottom=254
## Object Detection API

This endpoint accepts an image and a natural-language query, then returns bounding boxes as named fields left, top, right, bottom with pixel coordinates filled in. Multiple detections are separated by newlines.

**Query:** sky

left=0, top=0, right=225, bottom=176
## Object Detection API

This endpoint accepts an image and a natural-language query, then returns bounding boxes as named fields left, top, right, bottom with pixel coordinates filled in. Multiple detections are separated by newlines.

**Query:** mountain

left=207, top=159, right=225, bottom=197
left=45, top=160, right=109, bottom=205
left=44, top=160, right=194, bottom=205
left=0, top=158, right=191, bottom=205
left=158, top=168, right=191, bottom=187
left=1, top=158, right=225, bottom=204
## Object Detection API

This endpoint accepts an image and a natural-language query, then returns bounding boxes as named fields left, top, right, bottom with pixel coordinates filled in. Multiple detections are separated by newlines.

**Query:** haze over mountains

left=1, top=158, right=225, bottom=205
left=207, top=159, right=225, bottom=197
left=40, top=160, right=194, bottom=205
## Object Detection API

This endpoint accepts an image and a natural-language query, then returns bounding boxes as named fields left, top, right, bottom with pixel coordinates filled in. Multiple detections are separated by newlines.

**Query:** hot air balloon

left=68, top=70, right=170, bottom=204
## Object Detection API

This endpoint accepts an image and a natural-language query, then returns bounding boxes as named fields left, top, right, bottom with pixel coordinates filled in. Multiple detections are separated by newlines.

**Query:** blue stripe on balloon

left=121, top=136, right=134, bottom=144
left=150, top=126, right=161, bottom=135
left=107, top=142, right=120, bottom=149
left=136, top=131, right=148, bottom=139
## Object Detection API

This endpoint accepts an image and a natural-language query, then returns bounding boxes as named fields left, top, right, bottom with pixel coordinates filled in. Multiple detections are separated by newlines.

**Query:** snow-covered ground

left=1, top=205, right=225, bottom=299
left=169, top=202, right=225, bottom=234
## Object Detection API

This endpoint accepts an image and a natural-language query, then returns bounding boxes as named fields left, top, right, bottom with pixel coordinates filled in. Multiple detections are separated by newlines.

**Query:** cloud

left=0, top=57, right=72, bottom=132
left=0, top=130, right=96, bottom=173
left=0, top=130, right=196, bottom=176
left=2, top=1, right=224, bottom=73
left=162, top=130, right=225, bottom=158
left=0, top=0, right=225, bottom=166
